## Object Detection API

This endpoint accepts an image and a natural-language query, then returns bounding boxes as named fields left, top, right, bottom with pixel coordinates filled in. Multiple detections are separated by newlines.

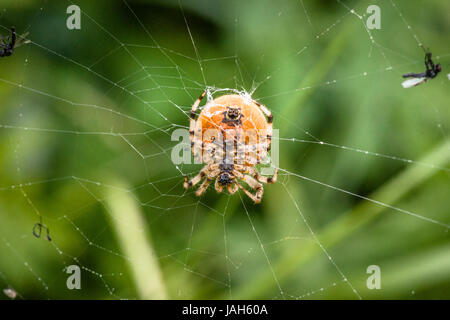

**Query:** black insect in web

left=0, top=27, right=30, bottom=58
left=32, top=216, right=52, bottom=242
left=401, top=50, right=442, bottom=88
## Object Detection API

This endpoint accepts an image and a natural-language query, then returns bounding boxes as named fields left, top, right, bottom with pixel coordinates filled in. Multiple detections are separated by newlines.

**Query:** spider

left=402, top=51, right=442, bottom=88
left=0, top=27, right=30, bottom=58
left=184, top=91, right=277, bottom=203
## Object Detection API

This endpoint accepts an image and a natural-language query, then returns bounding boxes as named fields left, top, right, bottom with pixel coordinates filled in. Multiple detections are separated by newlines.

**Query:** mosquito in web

left=402, top=51, right=442, bottom=88
left=0, top=27, right=30, bottom=58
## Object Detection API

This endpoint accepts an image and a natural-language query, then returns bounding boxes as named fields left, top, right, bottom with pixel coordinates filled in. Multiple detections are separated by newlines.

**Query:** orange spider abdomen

left=196, top=94, right=268, bottom=138
left=185, top=91, right=276, bottom=202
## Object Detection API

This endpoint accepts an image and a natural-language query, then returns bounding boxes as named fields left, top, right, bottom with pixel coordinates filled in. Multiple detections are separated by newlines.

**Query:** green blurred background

left=0, top=0, right=449, bottom=299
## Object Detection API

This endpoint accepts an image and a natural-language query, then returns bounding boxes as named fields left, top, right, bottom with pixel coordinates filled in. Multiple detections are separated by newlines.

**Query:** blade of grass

left=281, top=15, right=354, bottom=135
left=106, top=180, right=168, bottom=299
left=230, top=138, right=450, bottom=299
left=337, top=243, right=450, bottom=298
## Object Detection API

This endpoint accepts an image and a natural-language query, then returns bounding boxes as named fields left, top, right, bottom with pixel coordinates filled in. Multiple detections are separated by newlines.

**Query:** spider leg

left=235, top=180, right=263, bottom=204
left=253, top=100, right=273, bottom=152
left=227, top=183, right=238, bottom=195
left=184, top=163, right=220, bottom=198
left=189, top=90, right=207, bottom=153
left=233, top=170, right=263, bottom=203
left=247, top=166, right=278, bottom=184
left=196, top=178, right=213, bottom=197
left=184, top=165, right=208, bottom=189
left=192, top=137, right=204, bottom=163
left=214, top=178, right=224, bottom=193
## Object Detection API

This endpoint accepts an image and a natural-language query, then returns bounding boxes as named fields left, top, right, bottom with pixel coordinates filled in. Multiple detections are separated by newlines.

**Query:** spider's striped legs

left=184, top=164, right=220, bottom=196
left=184, top=166, right=207, bottom=189
left=196, top=163, right=221, bottom=196
left=196, top=178, right=212, bottom=196
left=215, top=178, right=224, bottom=193
left=184, top=163, right=215, bottom=189
left=235, top=180, right=263, bottom=204
left=234, top=164, right=277, bottom=184
left=253, top=100, right=273, bottom=151
left=227, top=183, right=238, bottom=195
left=246, top=166, right=278, bottom=184
left=189, top=90, right=207, bottom=152
left=233, top=170, right=264, bottom=203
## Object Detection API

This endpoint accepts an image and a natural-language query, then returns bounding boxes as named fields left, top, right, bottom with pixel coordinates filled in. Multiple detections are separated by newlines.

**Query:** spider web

left=0, top=0, right=449, bottom=300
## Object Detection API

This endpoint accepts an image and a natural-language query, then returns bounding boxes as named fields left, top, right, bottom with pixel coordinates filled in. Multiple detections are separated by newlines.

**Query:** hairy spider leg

left=227, top=183, right=238, bottom=194
left=253, top=100, right=273, bottom=152
left=196, top=178, right=213, bottom=196
left=189, top=90, right=207, bottom=153
left=246, top=166, right=278, bottom=184
left=233, top=170, right=264, bottom=203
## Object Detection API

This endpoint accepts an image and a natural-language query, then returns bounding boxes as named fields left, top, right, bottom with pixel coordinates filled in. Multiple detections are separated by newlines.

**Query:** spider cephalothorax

left=217, top=164, right=234, bottom=185
left=221, top=106, right=243, bottom=125
left=184, top=91, right=276, bottom=203
left=218, top=172, right=233, bottom=186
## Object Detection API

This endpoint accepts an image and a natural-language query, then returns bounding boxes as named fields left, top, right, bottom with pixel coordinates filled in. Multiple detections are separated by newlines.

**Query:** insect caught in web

left=3, top=287, right=18, bottom=300
left=402, top=51, right=442, bottom=88
left=184, top=91, right=277, bottom=203
left=0, top=27, right=30, bottom=58
left=32, top=216, right=52, bottom=241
